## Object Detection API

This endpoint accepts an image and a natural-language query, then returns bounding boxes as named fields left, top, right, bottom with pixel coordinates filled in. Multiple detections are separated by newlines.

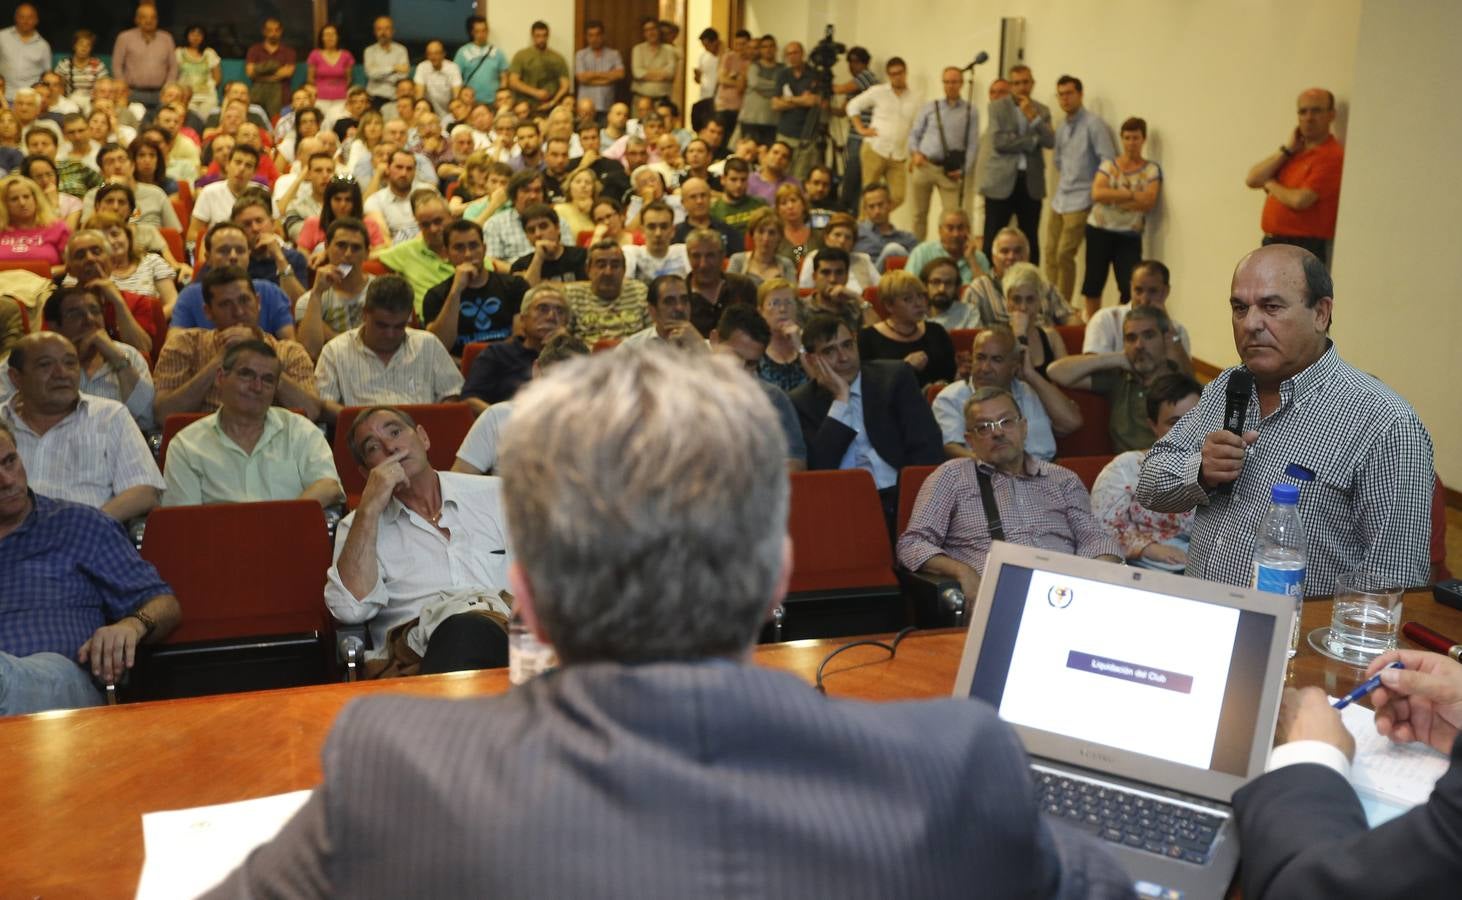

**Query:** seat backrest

left=885, top=255, right=906, bottom=270
left=333, top=403, right=476, bottom=501
left=896, top=464, right=939, bottom=536
left=576, top=229, right=594, bottom=248
left=141, top=500, right=332, bottom=644
left=1433, top=475, right=1451, bottom=581
left=949, top=328, right=984, bottom=357
left=1054, top=388, right=1115, bottom=457
left=923, top=381, right=946, bottom=406
left=863, top=286, right=887, bottom=320
left=593, top=337, right=621, bottom=352
left=0, top=258, right=52, bottom=279
left=158, top=227, right=186, bottom=265
left=1053, top=454, right=1116, bottom=492
left=158, top=412, right=210, bottom=467
left=787, top=470, right=897, bottom=593
left=362, top=259, right=391, bottom=276
left=461, top=341, right=489, bottom=379
left=1056, top=323, right=1086, bottom=355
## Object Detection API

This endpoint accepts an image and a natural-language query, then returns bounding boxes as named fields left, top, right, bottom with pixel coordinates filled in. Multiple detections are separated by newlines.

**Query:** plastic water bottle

left=1253, top=483, right=1307, bottom=658
left=508, top=610, right=558, bottom=686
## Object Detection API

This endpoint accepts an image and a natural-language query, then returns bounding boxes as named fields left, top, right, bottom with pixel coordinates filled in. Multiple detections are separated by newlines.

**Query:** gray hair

left=993, top=226, right=1030, bottom=250
left=963, top=385, right=1018, bottom=429
left=682, top=227, right=723, bottom=253
left=498, top=347, right=789, bottom=663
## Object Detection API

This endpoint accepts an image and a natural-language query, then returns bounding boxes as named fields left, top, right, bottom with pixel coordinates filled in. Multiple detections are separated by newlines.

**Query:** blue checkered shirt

left=0, top=493, right=172, bottom=658
left=1137, top=344, right=1434, bottom=596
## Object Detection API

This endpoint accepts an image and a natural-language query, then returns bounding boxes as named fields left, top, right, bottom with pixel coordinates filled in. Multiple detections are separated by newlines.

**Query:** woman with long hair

left=128, top=137, right=178, bottom=196
left=91, top=182, right=190, bottom=282
left=0, top=175, right=70, bottom=273
left=344, top=109, right=386, bottom=174
left=176, top=25, right=222, bottom=119
left=19, top=155, right=81, bottom=231
left=79, top=211, right=178, bottom=317
left=281, top=106, right=323, bottom=165
left=555, top=167, right=601, bottom=237
left=773, top=182, right=823, bottom=263
left=296, top=176, right=387, bottom=261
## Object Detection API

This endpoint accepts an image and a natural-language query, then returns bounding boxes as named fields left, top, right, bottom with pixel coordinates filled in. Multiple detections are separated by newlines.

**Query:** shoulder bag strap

left=975, top=467, right=1006, bottom=543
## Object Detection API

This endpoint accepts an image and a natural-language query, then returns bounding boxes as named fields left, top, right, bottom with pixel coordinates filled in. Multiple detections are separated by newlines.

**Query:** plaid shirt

left=1137, top=343, right=1433, bottom=595
left=897, top=455, right=1121, bottom=574
left=153, top=329, right=316, bottom=414
left=0, top=493, right=171, bottom=658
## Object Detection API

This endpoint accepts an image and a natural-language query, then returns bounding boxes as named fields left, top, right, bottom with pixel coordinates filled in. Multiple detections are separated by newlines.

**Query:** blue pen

left=1332, top=661, right=1404, bottom=709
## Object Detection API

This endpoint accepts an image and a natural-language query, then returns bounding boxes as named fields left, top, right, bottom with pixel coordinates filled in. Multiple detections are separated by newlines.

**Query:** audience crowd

left=1, top=10, right=1453, bottom=894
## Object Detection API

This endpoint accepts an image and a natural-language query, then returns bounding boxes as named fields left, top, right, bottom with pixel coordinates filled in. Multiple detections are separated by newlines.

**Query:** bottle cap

left=1271, top=483, right=1300, bottom=505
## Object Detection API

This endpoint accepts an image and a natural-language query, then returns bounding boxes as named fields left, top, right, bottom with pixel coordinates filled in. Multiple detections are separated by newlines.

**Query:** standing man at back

left=845, top=57, right=918, bottom=214
left=907, top=66, right=981, bottom=243
left=203, top=347, right=1130, bottom=899
left=507, top=21, right=571, bottom=116
left=574, top=20, right=624, bottom=123
left=364, top=17, right=410, bottom=110
left=1245, top=88, right=1345, bottom=267
left=980, top=65, right=1053, bottom=265
left=1046, top=75, right=1114, bottom=314
left=111, top=3, right=175, bottom=115
left=456, top=16, right=510, bottom=106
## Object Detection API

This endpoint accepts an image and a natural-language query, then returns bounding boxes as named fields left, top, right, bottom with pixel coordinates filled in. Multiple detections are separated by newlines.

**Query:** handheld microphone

left=1216, top=370, right=1253, bottom=496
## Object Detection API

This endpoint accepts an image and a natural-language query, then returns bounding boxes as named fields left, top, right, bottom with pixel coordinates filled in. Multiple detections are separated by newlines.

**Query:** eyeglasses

left=968, top=415, right=1023, bottom=436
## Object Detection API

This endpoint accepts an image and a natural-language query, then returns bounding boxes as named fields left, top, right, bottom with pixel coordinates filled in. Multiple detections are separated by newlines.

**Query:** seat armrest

left=898, top=568, right=966, bottom=628
left=335, top=624, right=372, bottom=681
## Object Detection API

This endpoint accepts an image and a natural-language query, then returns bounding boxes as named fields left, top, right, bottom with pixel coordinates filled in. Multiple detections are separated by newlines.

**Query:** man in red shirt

left=1245, top=87, right=1345, bottom=266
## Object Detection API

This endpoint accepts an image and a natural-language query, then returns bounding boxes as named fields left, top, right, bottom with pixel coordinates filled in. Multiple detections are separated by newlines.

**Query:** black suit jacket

left=205, top=662, right=1133, bottom=898
left=1232, top=734, right=1462, bottom=898
left=789, top=361, right=945, bottom=475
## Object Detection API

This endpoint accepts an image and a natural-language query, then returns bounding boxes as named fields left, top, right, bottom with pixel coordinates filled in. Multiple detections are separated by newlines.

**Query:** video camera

left=809, top=24, right=845, bottom=71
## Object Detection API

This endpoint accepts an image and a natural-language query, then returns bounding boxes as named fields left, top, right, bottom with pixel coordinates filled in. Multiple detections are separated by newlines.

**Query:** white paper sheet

left=135, top=790, right=312, bottom=900
left=1329, top=697, right=1450, bottom=825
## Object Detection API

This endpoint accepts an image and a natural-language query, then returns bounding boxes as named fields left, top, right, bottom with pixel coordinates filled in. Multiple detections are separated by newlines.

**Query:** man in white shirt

left=625, top=201, right=690, bottom=284
left=315, top=275, right=469, bottom=424
left=622, top=274, right=702, bottom=349
left=414, top=41, right=462, bottom=118
left=0, top=4, right=49, bottom=102
left=3, top=333, right=164, bottom=522
left=33, top=285, right=156, bottom=429
left=326, top=405, right=513, bottom=675
left=844, top=57, right=919, bottom=212
left=363, top=150, right=420, bottom=243
left=1081, top=259, right=1192, bottom=363
left=189, top=145, right=261, bottom=252
left=363, top=17, right=410, bottom=107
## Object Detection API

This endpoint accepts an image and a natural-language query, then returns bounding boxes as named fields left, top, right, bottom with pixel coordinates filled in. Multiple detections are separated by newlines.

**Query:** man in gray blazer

left=980, top=64, right=1055, bottom=266
left=205, top=347, right=1131, bottom=899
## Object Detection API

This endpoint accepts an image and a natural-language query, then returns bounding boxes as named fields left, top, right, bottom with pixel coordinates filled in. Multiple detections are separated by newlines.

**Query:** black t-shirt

left=510, top=245, right=588, bottom=282
left=673, top=216, right=739, bottom=253
left=421, top=272, right=529, bottom=355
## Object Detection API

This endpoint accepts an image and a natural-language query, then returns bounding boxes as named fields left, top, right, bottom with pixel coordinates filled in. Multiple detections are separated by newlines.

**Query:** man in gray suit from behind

left=205, top=347, right=1131, bottom=899
left=980, top=63, right=1056, bottom=267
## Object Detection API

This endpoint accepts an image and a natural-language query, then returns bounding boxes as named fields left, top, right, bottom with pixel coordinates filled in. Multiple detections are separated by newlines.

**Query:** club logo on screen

left=1047, top=585, right=1074, bottom=609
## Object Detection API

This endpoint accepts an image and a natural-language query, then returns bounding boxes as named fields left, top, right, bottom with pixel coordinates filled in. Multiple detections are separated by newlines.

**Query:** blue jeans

left=0, top=651, right=104, bottom=716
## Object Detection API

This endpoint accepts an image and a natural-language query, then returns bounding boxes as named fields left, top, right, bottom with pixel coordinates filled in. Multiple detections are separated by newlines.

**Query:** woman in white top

left=1081, top=116, right=1162, bottom=320
left=81, top=212, right=178, bottom=316
left=727, top=207, right=795, bottom=284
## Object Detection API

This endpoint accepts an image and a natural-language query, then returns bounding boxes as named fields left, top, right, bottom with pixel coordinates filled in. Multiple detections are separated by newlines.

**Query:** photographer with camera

left=845, top=57, right=919, bottom=214
left=909, top=66, right=982, bottom=242
left=771, top=42, right=821, bottom=180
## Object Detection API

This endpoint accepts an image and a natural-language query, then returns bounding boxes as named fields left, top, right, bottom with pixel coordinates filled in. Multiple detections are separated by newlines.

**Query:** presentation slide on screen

left=998, top=570, right=1241, bottom=770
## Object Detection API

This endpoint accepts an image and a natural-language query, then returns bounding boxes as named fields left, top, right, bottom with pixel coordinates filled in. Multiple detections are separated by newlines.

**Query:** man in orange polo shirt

left=1245, top=87, right=1345, bottom=266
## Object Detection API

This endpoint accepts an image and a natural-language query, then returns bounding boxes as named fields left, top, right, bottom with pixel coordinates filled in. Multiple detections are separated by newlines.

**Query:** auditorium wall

left=746, top=0, right=1458, bottom=486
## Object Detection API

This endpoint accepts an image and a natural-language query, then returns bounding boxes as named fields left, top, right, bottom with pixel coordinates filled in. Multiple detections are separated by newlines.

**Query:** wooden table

left=2, top=587, right=1454, bottom=897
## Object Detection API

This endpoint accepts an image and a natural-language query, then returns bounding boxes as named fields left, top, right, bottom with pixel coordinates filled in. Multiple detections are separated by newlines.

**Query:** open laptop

left=951, top=543, right=1294, bottom=900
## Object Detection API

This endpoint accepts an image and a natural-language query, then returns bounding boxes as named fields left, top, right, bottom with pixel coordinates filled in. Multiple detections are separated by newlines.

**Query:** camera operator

left=771, top=41, right=821, bottom=180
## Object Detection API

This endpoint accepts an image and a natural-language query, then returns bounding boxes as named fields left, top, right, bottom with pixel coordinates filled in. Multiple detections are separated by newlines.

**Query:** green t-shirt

left=377, top=237, right=454, bottom=318
left=508, top=47, right=570, bottom=101
left=710, top=194, right=767, bottom=237
left=1090, top=367, right=1174, bottom=452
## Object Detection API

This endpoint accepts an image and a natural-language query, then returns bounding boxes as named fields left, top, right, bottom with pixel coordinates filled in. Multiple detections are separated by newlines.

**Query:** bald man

left=1137, top=244, right=1431, bottom=597
left=1244, top=87, right=1345, bottom=266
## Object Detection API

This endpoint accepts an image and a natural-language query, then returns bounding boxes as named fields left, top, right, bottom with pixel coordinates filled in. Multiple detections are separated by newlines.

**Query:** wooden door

left=575, top=0, right=675, bottom=110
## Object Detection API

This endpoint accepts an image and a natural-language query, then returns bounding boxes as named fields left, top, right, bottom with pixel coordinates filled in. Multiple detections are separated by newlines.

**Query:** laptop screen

left=966, top=563, right=1277, bottom=777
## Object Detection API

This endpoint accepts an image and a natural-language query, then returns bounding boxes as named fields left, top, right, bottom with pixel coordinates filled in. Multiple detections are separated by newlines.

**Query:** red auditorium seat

left=461, top=341, right=489, bottom=378
left=1056, top=323, right=1086, bottom=355
left=1054, top=389, right=1114, bottom=457
left=1054, top=454, right=1117, bottom=492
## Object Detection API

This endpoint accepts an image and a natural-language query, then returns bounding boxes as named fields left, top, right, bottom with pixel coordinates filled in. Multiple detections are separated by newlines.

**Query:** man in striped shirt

left=898, top=385, right=1121, bottom=599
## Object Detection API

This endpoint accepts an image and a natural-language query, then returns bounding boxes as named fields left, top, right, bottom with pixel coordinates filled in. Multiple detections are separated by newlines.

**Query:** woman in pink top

left=297, top=176, right=386, bottom=263
left=307, top=25, right=356, bottom=127
left=0, top=175, right=72, bottom=274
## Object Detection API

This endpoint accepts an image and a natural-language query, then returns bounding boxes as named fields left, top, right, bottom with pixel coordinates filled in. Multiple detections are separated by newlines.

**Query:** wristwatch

left=277, top=264, right=296, bottom=279
left=126, top=609, right=157, bottom=640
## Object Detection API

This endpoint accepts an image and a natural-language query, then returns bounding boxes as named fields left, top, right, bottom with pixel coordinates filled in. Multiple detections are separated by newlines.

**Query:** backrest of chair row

left=333, top=403, right=477, bottom=501
left=787, top=469, right=897, bottom=593
left=896, top=465, right=939, bottom=536
left=1055, top=389, right=1113, bottom=457
left=141, top=500, right=332, bottom=644
left=461, top=341, right=489, bottom=378
left=1053, top=454, right=1116, bottom=492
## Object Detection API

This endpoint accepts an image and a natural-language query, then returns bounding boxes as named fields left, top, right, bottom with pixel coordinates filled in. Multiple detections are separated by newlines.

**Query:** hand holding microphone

left=1200, top=370, right=1257, bottom=493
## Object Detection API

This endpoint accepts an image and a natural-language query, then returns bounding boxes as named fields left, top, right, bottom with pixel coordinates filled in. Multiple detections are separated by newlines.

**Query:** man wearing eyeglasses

left=898, top=385, right=1121, bottom=598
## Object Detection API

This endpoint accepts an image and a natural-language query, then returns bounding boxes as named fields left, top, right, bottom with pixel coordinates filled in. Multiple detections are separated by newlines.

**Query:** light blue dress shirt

left=908, top=99, right=980, bottom=175
left=829, top=374, right=899, bottom=489
left=1051, top=107, right=1116, bottom=214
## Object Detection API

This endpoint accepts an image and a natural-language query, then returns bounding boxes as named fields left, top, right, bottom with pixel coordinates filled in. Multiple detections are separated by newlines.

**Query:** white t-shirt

left=455, top=401, right=513, bottom=474
left=625, top=243, right=691, bottom=284
left=363, top=188, right=417, bottom=242
left=697, top=51, right=719, bottom=101
left=190, top=180, right=243, bottom=227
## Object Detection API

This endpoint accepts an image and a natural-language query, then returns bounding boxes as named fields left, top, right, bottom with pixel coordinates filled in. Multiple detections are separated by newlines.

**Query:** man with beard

left=1047, top=305, right=1179, bottom=452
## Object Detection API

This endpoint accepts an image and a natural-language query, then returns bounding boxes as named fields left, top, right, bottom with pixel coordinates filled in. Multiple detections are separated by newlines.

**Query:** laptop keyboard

left=1030, top=765, right=1226, bottom=865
